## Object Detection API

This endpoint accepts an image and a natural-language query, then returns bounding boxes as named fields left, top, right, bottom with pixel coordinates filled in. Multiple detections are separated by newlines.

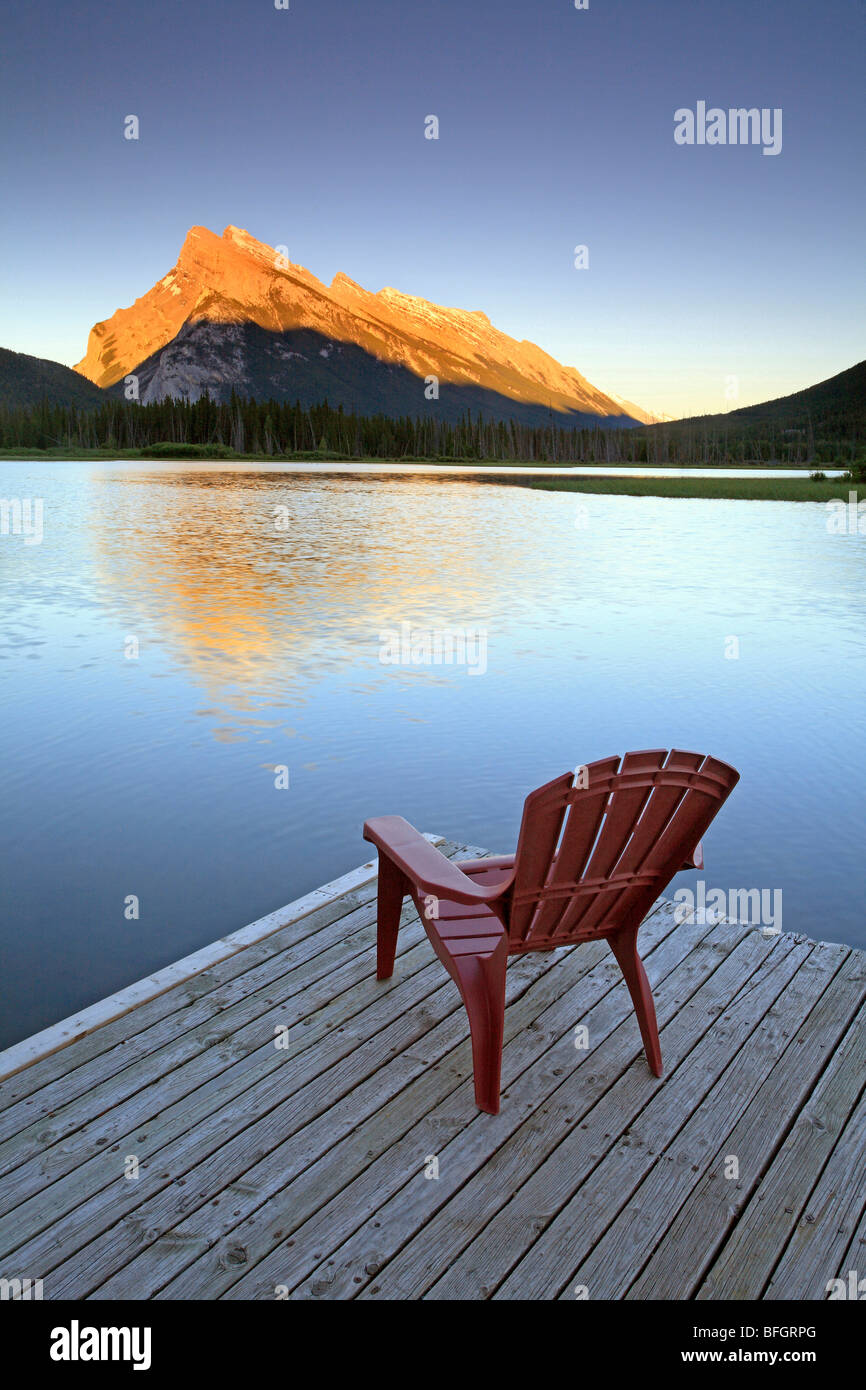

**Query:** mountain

left=604, top=390, right=675, bottom=426
left=74, top=225, right=656, bottom=427
left=0, top=347, right=106, bottom=409
left=644, top=361, right=866, bottom=439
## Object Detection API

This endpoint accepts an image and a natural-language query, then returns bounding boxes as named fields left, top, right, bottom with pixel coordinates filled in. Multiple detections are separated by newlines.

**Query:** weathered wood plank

left=69, top=946, right=572, bottom=1298
left=628, top=952, right=865, bottom=1299
left=764, top=1080, right=866, bottom=1300
left=561, top=941, right=855, bottom=1299
left=182, top=904, right=685, bottom=1299
left=435, top=930, right=800, bottom=1300
left=837, top=1201, right=866, bottom=1295
left=0, top=925, right=470, bottom=1274
left=696, top=991, right=866, bottom=1300
left=288, top=907, right=727, bottom=1302
left=368, top=916, right=761, bottom=1302
left=4, top=855, right=548, bottom=1293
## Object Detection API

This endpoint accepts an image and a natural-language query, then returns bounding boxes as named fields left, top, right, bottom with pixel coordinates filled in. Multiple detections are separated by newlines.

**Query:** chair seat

left=425, top=859, right=513, bottom=959
left=431, top=858, right=629, bottom=956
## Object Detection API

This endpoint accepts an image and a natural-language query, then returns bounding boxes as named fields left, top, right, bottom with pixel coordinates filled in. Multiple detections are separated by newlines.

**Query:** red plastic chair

left=364, top=749, right=739, bottom=1113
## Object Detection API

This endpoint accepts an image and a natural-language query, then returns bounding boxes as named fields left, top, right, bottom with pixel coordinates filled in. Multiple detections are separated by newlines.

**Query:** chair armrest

left=681, top=841, right=703, bottom=870
left=363, top=816, right=500, bottom=906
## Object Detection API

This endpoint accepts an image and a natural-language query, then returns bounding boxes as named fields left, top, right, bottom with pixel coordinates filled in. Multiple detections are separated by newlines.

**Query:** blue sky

left=1, top=0, right=863, bottom=417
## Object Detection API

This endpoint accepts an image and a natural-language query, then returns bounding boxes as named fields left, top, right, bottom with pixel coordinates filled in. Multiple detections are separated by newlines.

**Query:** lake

left=0, top=460, right=864, bottom=1049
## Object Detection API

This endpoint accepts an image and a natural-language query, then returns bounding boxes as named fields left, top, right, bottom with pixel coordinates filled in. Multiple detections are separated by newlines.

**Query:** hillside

left=649, top=361, right=866, bottom=441
left=0, top=348, right=105, bottom=409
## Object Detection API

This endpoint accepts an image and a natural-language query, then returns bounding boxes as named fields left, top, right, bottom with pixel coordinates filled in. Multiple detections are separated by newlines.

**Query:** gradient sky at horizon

left=1, top=0, right=863, bottom=418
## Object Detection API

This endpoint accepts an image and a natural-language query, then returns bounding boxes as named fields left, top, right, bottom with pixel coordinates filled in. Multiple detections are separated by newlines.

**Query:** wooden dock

left=0, top=838, right=863, bottom=1301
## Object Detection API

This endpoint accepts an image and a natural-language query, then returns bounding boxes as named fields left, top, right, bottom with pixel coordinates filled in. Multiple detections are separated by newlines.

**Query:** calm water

left=66, top=461, right=844, bottom=478
left=1, top=461, right=864, bottom=1049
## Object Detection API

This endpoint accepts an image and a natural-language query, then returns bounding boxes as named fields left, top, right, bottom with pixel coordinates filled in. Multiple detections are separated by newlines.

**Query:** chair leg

left=608, top=925, right=663, bottom=1078
left=453, top=942, right=508, bottom=1115
left=375, top=854, right=409, bottom=980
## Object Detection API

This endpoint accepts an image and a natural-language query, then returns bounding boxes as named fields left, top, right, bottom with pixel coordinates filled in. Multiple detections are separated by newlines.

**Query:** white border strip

left=0, top=836, right=443, bottom=1084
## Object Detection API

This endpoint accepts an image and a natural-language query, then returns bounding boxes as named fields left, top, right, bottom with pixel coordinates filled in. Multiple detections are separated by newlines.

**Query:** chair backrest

left=505, top=749, right=739, bottom=950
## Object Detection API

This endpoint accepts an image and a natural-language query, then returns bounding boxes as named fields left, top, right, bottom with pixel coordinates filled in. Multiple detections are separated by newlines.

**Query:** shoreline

left=1, top=452, right=860, bottom=502
left=0, top=448, right=850, bottom=473
left=514, top=475, right=866, bottom=504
